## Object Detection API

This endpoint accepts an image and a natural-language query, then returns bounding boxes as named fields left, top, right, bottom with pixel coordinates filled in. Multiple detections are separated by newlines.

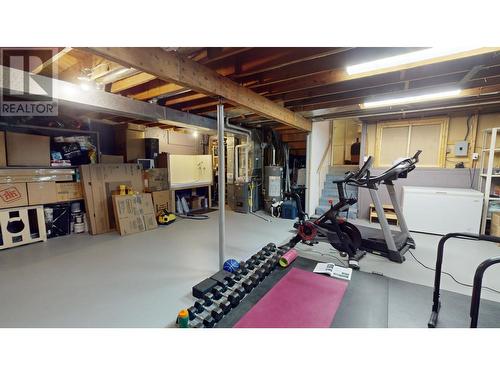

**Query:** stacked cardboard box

left=151, top=190, right=173, bottom=214
left=6, top=132, right=51, bottom=167
left=56, top=182, right=83, bottom=201
left=144, top=168, right=169, bottom=192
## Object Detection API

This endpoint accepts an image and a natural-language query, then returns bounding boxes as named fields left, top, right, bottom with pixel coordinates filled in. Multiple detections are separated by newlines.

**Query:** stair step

left=315, top=205, right=358, bottom=219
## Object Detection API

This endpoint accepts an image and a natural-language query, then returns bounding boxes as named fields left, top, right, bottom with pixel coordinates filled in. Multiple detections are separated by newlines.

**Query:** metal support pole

left=217, top=103, right=226, bottom=270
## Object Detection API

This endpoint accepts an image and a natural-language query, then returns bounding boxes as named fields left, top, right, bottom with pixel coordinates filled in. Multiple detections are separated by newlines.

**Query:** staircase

left=315, top=166, right=358, bottom=218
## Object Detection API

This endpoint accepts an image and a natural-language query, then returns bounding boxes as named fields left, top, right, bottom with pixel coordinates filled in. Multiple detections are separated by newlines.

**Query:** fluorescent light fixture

left=80, top=82, right=91, bottom=91
left=362, top=89, right=462, bottom=109
left=346, top=47, right=483, bottom=76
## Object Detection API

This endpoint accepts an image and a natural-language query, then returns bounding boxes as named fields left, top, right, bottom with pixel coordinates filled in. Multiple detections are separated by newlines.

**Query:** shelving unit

left=479, top=127, right=500, bottom=234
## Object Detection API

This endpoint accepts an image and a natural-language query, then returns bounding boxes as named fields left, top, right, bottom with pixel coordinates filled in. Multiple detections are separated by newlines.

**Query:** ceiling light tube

left=346, top=47, right=486, bottom=76
left=362, top=89, right=462, bottom=109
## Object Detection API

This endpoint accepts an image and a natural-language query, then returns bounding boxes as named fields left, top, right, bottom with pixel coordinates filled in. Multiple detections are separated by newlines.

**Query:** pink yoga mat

left=234, top=268, right=348, bottom=328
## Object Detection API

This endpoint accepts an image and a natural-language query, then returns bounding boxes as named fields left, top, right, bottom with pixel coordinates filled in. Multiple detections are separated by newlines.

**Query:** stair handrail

left=316, top=123, right=333, bottom=212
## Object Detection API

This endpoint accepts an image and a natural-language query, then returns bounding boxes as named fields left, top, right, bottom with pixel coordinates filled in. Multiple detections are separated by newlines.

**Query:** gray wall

left=356, top=168, right=480, bottom=220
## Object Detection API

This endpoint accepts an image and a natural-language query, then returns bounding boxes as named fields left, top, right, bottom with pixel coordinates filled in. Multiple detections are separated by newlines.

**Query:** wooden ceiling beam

left=86, top=47, right=311, bottom=131
left=31, top=47, right=72, bottom=76
left=280, top=133, right=308, bottom=142
left=121, top=48, right=342, bottom=104
left=111, top=72, right=156, bottom=93
left=288, top=74, right=500, bottom=112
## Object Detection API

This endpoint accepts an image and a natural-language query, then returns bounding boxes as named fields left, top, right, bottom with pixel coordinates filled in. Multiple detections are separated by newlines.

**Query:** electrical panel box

left=454, top=141, right=469, bottom=156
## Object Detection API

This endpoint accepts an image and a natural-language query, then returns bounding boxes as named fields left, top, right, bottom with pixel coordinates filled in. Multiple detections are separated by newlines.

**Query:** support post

left=217, top=103, right=226, bottom=270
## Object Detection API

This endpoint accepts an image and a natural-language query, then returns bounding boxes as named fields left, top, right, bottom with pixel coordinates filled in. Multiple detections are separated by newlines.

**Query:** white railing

left=316, top=123, right=333, bottom=209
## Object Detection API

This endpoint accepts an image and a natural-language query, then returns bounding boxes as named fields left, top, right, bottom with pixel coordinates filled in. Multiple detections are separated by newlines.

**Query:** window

left=374, top=117, right=449, bottom=168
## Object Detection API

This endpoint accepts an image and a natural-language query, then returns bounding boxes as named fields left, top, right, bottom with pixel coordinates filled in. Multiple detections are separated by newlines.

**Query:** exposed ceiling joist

left=0, top=66, right=217, bottom=131
left=31, top=47, right=72, bottom=75
left=85, top=47, right=312, bottom=131
left=111, top=72, right=156, bottom=93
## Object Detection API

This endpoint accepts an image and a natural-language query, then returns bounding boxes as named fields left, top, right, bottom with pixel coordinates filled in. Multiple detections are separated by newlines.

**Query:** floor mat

left=217, top=257, right=500, bottom=328
left=234, top=267, right=348, bottom=328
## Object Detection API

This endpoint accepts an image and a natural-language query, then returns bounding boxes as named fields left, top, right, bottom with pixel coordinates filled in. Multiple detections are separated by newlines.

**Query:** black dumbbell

left=257, top=251, right=267, bottom=261
left=261, top=262, right=272, bottom=276
left=206, top=291, right=232, bottom=314
left=246, top=261, right=256, bottom=271
left=213, top=285, right=241, bottom=307
left=240, top=277, right=254, bottom=292
left=248, top=273, right=260, bottom=287
left=261, top=246, right=273, bottom=256
left=188, top=304, right=218, bottom=328
left=251, top=255, right=263, bottom=264
left=254, top=267, right=266, bottom=281
left=194, top=298, right=225, bottom=322
left=186, top=307, right=204, bottom=328
left=224, top=276, right=247, bottom=298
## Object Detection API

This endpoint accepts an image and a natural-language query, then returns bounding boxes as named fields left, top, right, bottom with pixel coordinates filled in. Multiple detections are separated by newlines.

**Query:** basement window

left=374, top=117, right=449, bottom=168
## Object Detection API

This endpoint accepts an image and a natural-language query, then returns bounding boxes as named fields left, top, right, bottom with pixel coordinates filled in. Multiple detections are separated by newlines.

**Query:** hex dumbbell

left=187, top=304, right=217, bottom=328
left=213, top=285, right=241, bottom=307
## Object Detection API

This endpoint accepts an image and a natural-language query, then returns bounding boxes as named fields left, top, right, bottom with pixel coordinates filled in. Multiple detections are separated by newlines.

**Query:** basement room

left=1, top=2, right=500, bottom=373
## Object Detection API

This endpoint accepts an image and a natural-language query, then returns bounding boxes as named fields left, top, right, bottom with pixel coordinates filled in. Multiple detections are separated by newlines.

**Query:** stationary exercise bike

left=286, top=159, right=374, bottom=269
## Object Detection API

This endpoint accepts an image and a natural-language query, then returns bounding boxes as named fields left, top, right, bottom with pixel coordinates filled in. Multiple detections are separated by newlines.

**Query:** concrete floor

left=1, top=211, right=499, bottom=327
left=0, top=209, right=294, bottom=327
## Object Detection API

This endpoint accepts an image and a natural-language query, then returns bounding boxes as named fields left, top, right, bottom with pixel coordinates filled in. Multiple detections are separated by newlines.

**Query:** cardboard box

left=0, top=183, right=28, bottom=209
left=491, top=212, right=500, bottom=237
left=191, top=195, right=204, bottom=210
left=56, top=182, right=83, bottom=201
left=0, top=131, right=6, bottom=167
left=151, top=190, right=172, bottom=214
left=115, top=125, right=145, bottom=162
left=112, top=193, right=157, bottom=236
left=80, top=163, right=144, bottom=235
left=27, top=182, right=58, bottom=205
left=144, top=168, right=169, bottom=192
left=6, top=132, right=50, bottom=167
left=100, top=154, right=125, bottom=164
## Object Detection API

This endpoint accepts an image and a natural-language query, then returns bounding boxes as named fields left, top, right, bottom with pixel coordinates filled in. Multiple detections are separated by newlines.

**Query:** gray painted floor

left=0, top=209, right=294, bottom=327
left=295, top=219, right=500, bottom=303
left=1, top=212, right=499, bottom=327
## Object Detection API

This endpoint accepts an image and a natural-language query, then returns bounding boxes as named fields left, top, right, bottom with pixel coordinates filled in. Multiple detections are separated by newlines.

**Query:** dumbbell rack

left=179, top=243, right=289, bottom=328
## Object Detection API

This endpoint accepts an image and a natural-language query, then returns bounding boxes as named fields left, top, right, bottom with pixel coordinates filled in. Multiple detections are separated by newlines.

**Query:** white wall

left=144, top=127, right=202, bottom=155
left=306, top=120, right=331, bottom=215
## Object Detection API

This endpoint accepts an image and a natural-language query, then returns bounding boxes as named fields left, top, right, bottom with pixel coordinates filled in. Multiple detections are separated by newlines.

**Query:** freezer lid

left=402, top=186, right=484, bottom=197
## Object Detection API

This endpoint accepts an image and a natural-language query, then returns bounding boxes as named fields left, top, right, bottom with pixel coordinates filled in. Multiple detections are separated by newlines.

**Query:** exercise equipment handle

left=428, top=232, right=500, bottom=328
left=470, top=256, right=500, bottom=328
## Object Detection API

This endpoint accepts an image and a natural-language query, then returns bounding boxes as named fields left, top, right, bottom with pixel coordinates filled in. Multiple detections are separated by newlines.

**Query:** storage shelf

left=479, top=127, right=500, bottom=234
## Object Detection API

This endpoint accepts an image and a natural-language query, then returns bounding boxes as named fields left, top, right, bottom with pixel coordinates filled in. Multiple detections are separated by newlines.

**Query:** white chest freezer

left=401, top=186, right=484, bottom=235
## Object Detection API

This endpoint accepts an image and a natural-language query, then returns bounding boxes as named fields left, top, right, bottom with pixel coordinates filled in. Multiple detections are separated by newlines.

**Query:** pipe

left=225, top=119, right=251, bottom=143
left=217, top=103, right=226, bottom=270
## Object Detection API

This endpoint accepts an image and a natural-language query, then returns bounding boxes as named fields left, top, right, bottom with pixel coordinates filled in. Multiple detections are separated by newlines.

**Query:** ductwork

left=224, top=118, right=251, bottom=144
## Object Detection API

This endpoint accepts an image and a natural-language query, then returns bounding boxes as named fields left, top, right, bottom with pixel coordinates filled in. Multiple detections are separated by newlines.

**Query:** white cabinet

left=402, top=186, right=484, bottom=235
